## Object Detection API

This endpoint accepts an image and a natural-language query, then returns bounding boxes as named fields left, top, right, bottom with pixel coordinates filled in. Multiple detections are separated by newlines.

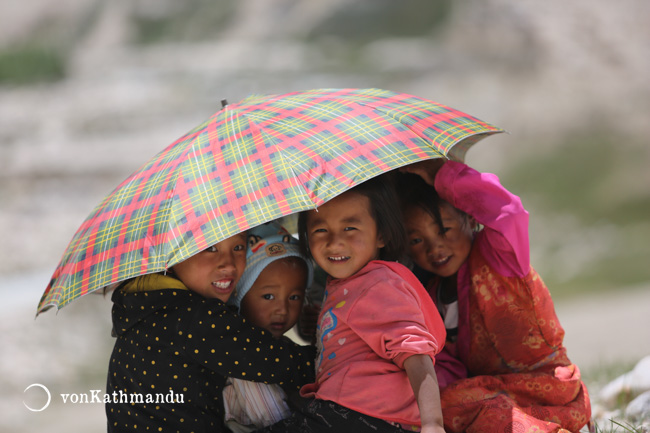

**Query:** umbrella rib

left=245, top=115, right=329, bottom=201
left=163, top=144, right=194, bottom=268
left=279, top=149, right=317, bottom=209
left=148, top=152, right=182, bottom=271
left=230, top=112, right=265, bottom=227
left=245, top=102, right=401, bottom=202
left=62, top=168, right=138, bottom=300
left=301, top=103, right=393, bottom=174
left=164, top=137, right=214, bottom=266
left=92, top=174, right=140, bottom=291
left=369, top=102, right=497, bottom=157
left=99, top=152, right=175, bottom=286
left=190, top=137, right=224, bottom=241
left=238, top=112, right=318, bottom=213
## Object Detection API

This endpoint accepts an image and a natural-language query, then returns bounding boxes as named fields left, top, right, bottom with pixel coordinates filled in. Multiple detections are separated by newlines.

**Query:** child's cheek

left=313, top=256, right=329, bottom=272
left=408, top=245, right=426, bottom=266
left=236, top=257, right=247, bottom=282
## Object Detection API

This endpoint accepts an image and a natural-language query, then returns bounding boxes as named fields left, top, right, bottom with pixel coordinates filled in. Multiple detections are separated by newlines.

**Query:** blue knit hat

left=231, top=222, right=314, bottom=310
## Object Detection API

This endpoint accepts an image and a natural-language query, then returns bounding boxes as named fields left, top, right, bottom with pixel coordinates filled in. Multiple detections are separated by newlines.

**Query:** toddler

left=223, top=222, right=314, bottom=432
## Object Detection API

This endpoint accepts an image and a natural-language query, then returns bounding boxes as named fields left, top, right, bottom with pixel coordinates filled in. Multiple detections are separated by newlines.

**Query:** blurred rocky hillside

left=1, top=0, right=649, bottom=295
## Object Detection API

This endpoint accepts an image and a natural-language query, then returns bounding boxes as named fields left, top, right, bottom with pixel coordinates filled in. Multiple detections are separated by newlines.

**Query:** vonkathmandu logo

left=24, top=384, right=184, bottom=411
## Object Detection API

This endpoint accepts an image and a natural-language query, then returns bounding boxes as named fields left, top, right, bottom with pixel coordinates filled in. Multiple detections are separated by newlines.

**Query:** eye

left=204, top=245, right=218, bottom=253
left=343, top=226, right=357, bottom=231
left=312, top=228, right=327, bottom=234
left=408, top=238, right=422, bottom=246
left=440, top=227, right=452, bottom=235
left=289, top=294, right=303, bottom=301
left=234, top=244, right=246, bottom=252
left=262, top=294, right=275, bottom=300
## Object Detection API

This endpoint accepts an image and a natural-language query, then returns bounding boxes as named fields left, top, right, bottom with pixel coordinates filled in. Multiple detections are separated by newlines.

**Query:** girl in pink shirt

left=258, top=176, right=447, bottom=433
left=399, top=159, right=591, bottom=433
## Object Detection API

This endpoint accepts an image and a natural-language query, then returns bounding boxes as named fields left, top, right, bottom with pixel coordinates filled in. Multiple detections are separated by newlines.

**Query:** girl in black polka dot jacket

left=106, top=233, right=316, bottom=432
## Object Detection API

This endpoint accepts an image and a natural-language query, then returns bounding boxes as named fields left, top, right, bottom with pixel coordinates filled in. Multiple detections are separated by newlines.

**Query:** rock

left=625, top=390, right=650, bottom=422
left=599, top=356, right=650, bottom=408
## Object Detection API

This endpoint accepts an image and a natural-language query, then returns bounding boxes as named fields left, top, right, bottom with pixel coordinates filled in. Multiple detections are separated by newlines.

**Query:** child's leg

left=257, top=397, right=407, bottom=433
left=441, top=370, right=590, bottom=433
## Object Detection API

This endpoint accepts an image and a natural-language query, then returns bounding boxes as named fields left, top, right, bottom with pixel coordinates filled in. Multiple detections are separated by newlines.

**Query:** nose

left=425, top=236, right=445, bottom=256
left=325, top=232, right=343, bottom=249
left=216, top=251, right=237, bottom=274
left=274, top=298, right=289, bottom=316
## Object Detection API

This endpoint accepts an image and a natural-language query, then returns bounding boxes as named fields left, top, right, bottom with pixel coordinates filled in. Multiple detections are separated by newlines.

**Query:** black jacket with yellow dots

left=106, top=274, right=315, bottom=432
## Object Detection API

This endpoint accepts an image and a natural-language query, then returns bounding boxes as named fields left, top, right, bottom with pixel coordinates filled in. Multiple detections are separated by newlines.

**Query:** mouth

left=268, top=322, right=288, bottom=336
left=432, top=255, right=451, bottom=267
left=328, top=255, right=350, bottom=262
left=269, top=322, right=287, bottom=330
left=211, top=279, right=234, bottom=293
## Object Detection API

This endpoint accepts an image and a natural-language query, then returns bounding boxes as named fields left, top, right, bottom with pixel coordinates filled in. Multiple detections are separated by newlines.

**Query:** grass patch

left=583, top=360, right=638, bottom=392
left=132, top=0, right=237, bottom=44
left=0, top=45, right=66, bottom=84
left=593, top=420, right=646, bottom=433
left=307, top=0, right=452, bottom=44
left=583, top=359, right=646, bottom=433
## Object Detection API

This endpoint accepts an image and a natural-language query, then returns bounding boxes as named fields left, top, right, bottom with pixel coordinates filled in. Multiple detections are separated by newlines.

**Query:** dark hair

left=298, top=174, right=407, bottom=262
left=397, top=172, right=472, bottom=233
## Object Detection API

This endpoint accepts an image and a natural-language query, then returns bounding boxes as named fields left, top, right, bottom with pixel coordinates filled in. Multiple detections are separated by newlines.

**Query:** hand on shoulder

left=399, top=158, right=446, bottom=186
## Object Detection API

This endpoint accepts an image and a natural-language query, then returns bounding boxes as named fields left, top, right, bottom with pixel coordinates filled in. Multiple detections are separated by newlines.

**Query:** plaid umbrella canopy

left=37, top=88, right=503, bottom=314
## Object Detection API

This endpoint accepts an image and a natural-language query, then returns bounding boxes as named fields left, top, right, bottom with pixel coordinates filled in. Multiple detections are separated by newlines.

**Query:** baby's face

left=171, top=233, right=247, bottom=302
left=403, top=202, right=474, bottom=278
left=240, top=258, right=307, bottom=338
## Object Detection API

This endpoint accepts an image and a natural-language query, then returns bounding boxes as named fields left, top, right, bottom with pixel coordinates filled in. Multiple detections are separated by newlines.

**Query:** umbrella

left=37, top=87, right=503, bottom=315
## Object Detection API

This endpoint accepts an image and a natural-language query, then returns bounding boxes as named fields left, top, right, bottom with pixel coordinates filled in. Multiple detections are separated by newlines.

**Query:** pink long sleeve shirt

left=301, top=260, right=446, bottom=427
left=436, top=160, right=530, bottom=278
left=434, top=161, right=530, bottom=371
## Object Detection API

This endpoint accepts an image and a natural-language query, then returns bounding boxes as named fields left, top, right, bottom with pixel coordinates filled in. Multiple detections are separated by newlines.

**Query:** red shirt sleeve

left=346, top=264, right=445, bottom=369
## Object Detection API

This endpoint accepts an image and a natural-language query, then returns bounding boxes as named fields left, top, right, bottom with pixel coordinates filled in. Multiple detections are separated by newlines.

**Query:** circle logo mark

left=23, top=383, right=51, bottom=412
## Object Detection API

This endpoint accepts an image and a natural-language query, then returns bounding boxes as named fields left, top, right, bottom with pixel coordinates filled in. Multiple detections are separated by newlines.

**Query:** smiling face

left=171, top=233, right=247, bottom=302
left=239, top=257, right=307, bottom=338
left=306, top=191, right=385, bottom=280
left=403, top=202, right=475, bottom=278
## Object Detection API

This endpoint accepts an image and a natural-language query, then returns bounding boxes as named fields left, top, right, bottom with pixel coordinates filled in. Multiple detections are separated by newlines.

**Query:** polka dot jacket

left=106, top=275, right=315, bottom=432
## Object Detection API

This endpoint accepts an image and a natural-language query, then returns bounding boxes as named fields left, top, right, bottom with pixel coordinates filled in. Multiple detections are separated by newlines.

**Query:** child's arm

left=402, top=159, right=529, bottom=276
left=187, top=302, right=316, bottom=389
left=399, top=158, right=446, bottom=187
left=404, top=354, right=446, bottom=433
left=296, top=302, right=320, bottom=344
left=436, top=160, right=530, bottom=277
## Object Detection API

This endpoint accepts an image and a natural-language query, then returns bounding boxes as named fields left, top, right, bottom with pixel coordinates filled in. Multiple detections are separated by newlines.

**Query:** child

left=222, top=222, right=314, bottom=432
left=260, top=177, right=447, bottom=433
left=105, top=232, right=316, bottom=433
left=399, top=159, right=591, bottom=433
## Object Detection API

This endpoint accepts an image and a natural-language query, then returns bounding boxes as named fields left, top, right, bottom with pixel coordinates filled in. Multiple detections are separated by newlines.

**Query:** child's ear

left=377, top=234, right=386, bottom=249
left=469, top=216, right=479, bottom=232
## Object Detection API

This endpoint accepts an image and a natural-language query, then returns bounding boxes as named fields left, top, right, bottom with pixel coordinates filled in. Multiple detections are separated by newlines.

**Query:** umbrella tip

left=221, top=99, right=229, bottom=108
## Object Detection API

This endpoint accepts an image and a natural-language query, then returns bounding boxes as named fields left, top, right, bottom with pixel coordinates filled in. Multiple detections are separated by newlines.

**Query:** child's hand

left=399, top=158, right=446, bottom=186
left=421, top=425, right=446, bottom=433
left=297, top=303, right=321, bottom=344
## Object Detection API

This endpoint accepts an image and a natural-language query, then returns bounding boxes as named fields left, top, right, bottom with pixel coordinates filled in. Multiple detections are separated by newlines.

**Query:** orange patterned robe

left=437, top=248, right=591, bottom=432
